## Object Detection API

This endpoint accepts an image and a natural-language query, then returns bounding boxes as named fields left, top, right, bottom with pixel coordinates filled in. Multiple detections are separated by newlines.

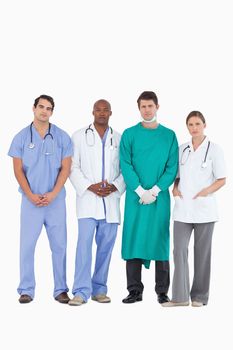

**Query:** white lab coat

left=70, top=125, right=125, bottom=223
left=173, top=137, right=226, bottom=223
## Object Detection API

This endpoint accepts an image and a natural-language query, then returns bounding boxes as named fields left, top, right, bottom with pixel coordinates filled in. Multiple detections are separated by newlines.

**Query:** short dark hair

left=137, top=91, right=158, bottom=108
left=34, top=95, right=55, bottom=111
left=186, top=111, right=206, bottom=125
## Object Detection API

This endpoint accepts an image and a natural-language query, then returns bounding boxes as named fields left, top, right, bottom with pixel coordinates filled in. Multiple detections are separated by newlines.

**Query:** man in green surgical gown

left=120, top=91, right=178, bottom=305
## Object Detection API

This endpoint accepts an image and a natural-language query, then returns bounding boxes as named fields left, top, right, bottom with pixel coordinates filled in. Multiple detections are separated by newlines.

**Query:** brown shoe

left=19, top=294, right=33, bottom=304
left=55, top=292, right=70, bottom=304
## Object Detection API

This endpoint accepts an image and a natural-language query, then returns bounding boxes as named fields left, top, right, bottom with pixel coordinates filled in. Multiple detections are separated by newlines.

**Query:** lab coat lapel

left=91, top=124, right=103, bottom=182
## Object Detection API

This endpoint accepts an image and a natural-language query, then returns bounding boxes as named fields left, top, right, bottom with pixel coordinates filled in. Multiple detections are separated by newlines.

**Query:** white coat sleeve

left=69, top=133, right=92, bottom=196
left=111, top=131, right=126, bottom=197
left=112, top=172, right=126, bottom=196
left=212, top=144, right=226, bottom=179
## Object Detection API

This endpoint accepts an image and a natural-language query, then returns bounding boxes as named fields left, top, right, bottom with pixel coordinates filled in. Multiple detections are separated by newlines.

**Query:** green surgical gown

left=120, top=123, right=178, bottom=268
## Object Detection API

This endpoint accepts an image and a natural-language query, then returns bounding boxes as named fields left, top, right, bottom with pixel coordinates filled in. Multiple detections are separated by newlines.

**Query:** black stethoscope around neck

left=181, top=141, right=211, bottom=168
left=85, top=124, right=113, bottom=149
left=28, top=122, right=53, bottom=149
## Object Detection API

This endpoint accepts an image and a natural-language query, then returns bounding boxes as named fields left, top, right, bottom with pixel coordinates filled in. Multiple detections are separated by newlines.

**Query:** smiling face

left=187, top=116, right=206, bottom=138
left=33, top=98, right=53, bottom=123
left=93, top=100, right=112, bottom=127
left=139, top=99, right=159, bottom=121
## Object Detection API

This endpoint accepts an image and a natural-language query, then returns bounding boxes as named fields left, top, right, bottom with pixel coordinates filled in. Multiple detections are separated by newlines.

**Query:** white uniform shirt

left=70, top=124, right=125, bottom=223
left=173, top=137, right=226, bottom=223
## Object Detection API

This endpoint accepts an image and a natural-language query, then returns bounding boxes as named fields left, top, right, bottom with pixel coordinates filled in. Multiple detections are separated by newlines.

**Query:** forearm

left=173, top=178, right=180, bottom=190
left=204, top=178, right=226, bottom=195
left=52, top=167, right=70, bottom=197
left=14, top=168, right=33, bottom=197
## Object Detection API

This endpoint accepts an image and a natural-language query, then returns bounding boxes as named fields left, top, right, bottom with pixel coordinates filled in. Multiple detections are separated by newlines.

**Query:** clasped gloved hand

left=139, top=190, right=157, bottom=205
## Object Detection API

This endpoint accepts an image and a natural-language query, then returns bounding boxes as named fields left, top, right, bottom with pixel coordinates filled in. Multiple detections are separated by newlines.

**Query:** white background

left=1, top=0, right=232, bottom=349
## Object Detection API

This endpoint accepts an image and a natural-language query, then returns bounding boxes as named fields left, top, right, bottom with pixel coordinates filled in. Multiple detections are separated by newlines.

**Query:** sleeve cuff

left=135, top=185, right=145, bottom=198
left=151, top=185, right=161, bottom=196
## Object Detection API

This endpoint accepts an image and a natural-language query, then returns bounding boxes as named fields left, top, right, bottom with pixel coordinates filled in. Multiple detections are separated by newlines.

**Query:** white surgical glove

left=135, top=185, right=159, bottom=205
left=139, top=190, right=157, bottom=205
left=150, top=185, right=161, bottom=197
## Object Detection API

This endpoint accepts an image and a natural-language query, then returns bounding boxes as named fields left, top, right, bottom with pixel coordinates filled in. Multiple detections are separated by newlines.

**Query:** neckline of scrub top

left=32, top=123, right=52, bottom=141
left=138, top=122, right=161, bottom=132
left=188, top=136, right=209, bottom=153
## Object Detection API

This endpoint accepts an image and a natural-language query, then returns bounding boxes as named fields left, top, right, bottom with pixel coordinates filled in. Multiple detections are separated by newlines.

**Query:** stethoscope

left=181, top=141, right=210, bottom=168
left=85, top=124, right=114, bottom=149
left=28, top=122, right=54, bottom=155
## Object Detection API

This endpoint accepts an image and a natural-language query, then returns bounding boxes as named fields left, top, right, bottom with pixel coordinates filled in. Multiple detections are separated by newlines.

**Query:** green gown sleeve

left=120, top=130, right=141, bottom=191
left=156, top=132, right=179, bottom=191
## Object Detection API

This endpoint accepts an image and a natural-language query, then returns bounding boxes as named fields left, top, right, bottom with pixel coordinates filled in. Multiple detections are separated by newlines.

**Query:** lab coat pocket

left=174, top=196, right=182, bottom=200
left=173, top=196, right=182, bottom=207
left=174, top=196, right=182, bottom=204
left=194, top=196, right=208, bottom=210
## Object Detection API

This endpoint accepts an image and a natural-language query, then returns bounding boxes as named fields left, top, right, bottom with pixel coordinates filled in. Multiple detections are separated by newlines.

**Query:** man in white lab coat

left=69, top=99, right=125, bottom=306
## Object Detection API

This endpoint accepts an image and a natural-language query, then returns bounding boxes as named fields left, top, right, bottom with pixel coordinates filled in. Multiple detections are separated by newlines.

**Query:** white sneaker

left=91, top=294, right=111, bottom=303
left=68, top=296, right=86, bottom=306
left=162, top=301, right=189, bottom=307
left=192, top=301, right=204, bottom=307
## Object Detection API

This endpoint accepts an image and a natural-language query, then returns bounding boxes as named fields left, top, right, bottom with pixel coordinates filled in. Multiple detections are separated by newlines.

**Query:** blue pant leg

left=72, top=218, right=97, bottom=302
left=92, top=220, right=118, bottom=296
left=44, top=198, right=68, bottom=298
left=18, top=196, right=44, bottom=298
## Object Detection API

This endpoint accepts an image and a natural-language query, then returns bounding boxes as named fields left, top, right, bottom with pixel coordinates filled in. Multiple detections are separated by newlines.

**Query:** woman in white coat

left=164, top=111, right=226, bottom=307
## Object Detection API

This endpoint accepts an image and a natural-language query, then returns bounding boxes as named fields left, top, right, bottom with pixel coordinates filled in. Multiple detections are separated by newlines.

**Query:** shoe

left=68, top=296, right=86, bottom=306
left=122, top=290, right=143, bottom=304
left=192, top=301, right=205, bottom=307
left=162, top=301, right=189, bottom=307
left=157, top=293, right=170, bottom=304
left=54, top=292, right=70, bottom=304
left=18, top=294, right=33, bottom=304
left=91, top=294, right=111, bottom=303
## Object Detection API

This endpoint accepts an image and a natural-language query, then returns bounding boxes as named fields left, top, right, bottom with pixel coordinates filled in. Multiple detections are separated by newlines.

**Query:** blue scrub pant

left=17, top=196, right=68, bottom=299
left=72, top=218, right=118, bottom=302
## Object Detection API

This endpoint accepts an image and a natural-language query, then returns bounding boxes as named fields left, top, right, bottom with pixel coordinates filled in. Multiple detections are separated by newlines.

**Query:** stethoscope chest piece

left=201, top=162, right=207, bottom=169
left=28, top=122, right=54, bottom=154
left=28, top=142, right=35, bottom=149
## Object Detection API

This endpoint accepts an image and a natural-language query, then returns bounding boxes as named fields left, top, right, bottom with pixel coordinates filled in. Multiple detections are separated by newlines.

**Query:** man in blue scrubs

left=8, top=95, right=73, bottom=304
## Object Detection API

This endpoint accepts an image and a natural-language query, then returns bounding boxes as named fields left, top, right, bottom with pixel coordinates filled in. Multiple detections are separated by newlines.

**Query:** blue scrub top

left=8, top=123, right=73, bottom=199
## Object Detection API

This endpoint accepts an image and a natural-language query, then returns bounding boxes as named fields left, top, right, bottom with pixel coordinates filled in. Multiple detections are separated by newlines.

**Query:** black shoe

left=122, top=290, right=143, bottom=304
left=157, top=293, right=170, bottom=304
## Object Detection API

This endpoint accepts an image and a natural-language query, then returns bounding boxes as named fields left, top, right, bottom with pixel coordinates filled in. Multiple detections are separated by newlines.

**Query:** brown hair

left=186, top=111, right=206, bottom=125
left=137, top=91, right=158, bottom=109
left=34, top=94, right=55, bottom=111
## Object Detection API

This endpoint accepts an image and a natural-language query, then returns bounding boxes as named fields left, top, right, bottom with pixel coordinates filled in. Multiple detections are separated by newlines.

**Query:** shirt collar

left=188, top=136, right=209, bottom=152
